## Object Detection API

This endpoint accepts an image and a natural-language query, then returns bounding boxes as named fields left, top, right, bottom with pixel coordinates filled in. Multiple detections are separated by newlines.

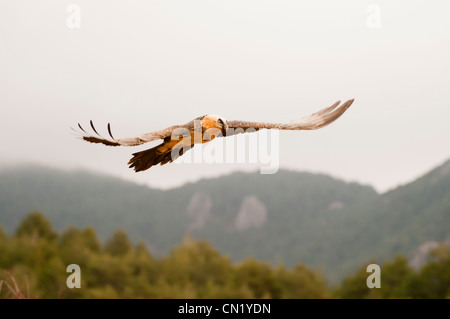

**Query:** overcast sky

left=1, top=0, right=449, bottom=193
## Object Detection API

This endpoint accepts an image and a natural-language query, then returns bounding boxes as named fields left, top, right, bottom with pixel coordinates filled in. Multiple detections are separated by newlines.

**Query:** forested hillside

left=1, top=213, right=449, bottom=298
left=0, top=159, right=449, bottom=282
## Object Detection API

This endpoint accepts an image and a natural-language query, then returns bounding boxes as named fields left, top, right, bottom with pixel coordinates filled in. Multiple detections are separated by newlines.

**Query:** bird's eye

left=217, top=119, right=223, bottom=125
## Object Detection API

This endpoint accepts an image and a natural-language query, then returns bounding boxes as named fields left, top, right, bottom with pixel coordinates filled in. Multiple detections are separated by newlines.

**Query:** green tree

left=338, top=260, right=381, bottom=299
left=278, top=264, right=329, bottom=298
left=105, top=229, right=131, bottom=256
left=16, top=212, right=57, bottom=241
left=235, top=258, right=279, bottom=298
left=0, top=226, right=5, bottom=242
left=162, top=238, right=233, bottom=288
left=59, top=227, right=101, bottom=268
left=412, top=244, right=450, bottom=298
left=378, top=255, right=416, bottom=298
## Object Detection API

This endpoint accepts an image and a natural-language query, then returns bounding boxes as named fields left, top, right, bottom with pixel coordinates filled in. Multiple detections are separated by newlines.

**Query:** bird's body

left=128, top=115, right=226, bottom=171
left=74, top=99, right=354, bottom=171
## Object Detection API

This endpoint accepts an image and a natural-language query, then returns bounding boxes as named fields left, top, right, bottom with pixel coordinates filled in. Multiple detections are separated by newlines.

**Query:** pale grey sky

left=1, top=0, right=449, bottom=193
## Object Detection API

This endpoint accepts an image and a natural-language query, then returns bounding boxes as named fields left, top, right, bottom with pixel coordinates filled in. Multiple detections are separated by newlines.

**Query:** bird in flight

left=74, top=99, right=354, bottom=172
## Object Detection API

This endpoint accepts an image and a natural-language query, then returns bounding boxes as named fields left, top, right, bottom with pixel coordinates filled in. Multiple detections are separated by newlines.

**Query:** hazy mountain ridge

left=0, top=159, right=449, bottom=282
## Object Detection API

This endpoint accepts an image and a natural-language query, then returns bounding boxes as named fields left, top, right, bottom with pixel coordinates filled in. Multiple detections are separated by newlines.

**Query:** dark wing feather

left=73, top=120, right=198, bottom=147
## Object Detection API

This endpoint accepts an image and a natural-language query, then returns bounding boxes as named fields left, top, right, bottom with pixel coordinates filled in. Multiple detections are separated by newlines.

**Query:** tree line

left=0, top=212, right=449, bottom=298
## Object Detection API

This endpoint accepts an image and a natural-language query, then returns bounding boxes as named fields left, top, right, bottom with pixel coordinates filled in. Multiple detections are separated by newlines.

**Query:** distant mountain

left=0, top=159, right=449, bottom=282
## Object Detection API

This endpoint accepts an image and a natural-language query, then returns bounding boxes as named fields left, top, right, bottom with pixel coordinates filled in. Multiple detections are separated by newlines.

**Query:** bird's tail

left=128, top=141, right=188, bottom=172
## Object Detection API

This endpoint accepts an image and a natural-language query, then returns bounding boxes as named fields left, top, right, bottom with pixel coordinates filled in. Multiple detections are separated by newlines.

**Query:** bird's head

left=202, top=115, right=228, bottom=137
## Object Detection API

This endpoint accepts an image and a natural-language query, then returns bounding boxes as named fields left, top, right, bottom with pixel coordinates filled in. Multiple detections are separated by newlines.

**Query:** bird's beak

left=221, top=124, right=227, bottom=137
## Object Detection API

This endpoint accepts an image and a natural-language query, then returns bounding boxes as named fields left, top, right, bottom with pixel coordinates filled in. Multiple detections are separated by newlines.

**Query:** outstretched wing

left=73, top=120, right=198, bottom=147
left=226, top=99, right=354, bottom=135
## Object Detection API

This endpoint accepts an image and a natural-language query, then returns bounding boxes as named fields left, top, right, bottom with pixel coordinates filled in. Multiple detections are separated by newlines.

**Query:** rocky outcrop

left=233, top=195, right=267, bottom=231
left=186, top=192, right=212, bottom=231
